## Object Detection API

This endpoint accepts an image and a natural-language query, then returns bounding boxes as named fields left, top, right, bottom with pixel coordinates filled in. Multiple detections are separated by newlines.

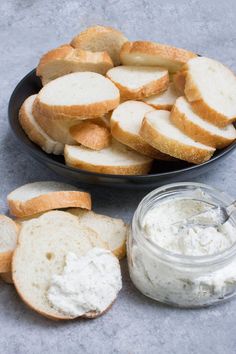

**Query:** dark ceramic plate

left=8, top=69, right=236, bottom=189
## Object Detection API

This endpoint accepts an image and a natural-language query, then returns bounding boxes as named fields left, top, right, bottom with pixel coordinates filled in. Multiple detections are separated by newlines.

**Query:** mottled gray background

left=1, top=0, right=236, bottom=353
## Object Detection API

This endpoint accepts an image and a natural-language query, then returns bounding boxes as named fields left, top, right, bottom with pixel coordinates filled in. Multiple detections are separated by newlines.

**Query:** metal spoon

left=172, top=200, right=236, bottom=229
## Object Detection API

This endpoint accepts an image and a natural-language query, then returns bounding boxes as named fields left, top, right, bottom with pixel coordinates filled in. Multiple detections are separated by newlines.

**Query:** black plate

left=8, top=69, right=236, bottom=189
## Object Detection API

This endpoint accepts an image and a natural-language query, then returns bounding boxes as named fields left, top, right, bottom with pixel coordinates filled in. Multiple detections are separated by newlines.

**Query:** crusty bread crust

left=170, top=101, right=236, bottom=148
left=140, top=118, right=215, bottom=164
left=70, top=25, right=127, bottom=66
left=19, top=95, right=64, bottom=153
left=172, top=70, right=186, bottom=95
left=111, top=120, right=172, bottom=160
left=8, top=191, right=92, bottom=218
left=64, top=145, right=152, bottom=175
left=120, top=41, right=196, bottom=72
left=107, top=70, right=169, bottom=100
left=1, top=272, right=13, bottom=284
left=70, top=122, right=111, bottom=150
left=37, top=44, right=113, bottom=85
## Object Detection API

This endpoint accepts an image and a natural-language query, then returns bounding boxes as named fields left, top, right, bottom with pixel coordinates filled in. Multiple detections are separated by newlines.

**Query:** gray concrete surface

left=1, top=0, right=236, bottom=353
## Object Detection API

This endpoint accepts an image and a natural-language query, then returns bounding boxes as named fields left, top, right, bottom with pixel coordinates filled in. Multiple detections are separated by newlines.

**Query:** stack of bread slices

left=0, top=181, right=128, bottom=319
left=19, top=25, right=236, bottom=174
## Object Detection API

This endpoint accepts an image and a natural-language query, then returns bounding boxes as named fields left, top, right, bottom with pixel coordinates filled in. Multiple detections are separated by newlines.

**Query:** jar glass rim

left=133, top=182, right=236, bottom=267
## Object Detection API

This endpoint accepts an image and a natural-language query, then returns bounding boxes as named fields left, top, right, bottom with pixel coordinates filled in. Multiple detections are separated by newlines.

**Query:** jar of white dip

left=127, top=182, right=236, bottom=307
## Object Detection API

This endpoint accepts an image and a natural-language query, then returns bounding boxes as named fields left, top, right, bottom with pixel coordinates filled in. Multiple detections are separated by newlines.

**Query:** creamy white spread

left=129, top=195, right=236, bottom=307
left=142, top=199, right=236, bottom=256
left=47, top=248, right=122, bottom=317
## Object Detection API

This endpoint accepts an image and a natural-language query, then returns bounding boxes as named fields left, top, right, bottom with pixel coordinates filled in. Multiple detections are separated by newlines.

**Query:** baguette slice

left=19, top=94, right=64, bottom=153
left=111, top=101, right=171, bottom=160
left=107, top=66, right=168, bottom=100
left=64, top=140, right=153, bottom=175
left=7, top=181, right=91, bottom=218
left=143, top=83, right=180, bottom=110
left=184, top=57, right=236, bottom=127
left=70, top=122, right=111, bottom=150
left=35, top=72, right=120, bottom=120
left=120, top=41, right=196, bottom=73
left=172, top=70, right=186, bottom=95
left=68, top=209, right=128, bottom=260
left=37, top=45, right=113, bottom=85
left=0, top=215, right=19, bottom=273
left=13, top=211, right=121, bottom=319
left=140, top=110, right=215, bottom=164
left=171, top=97, right=236, bottom=148
left=70, top=25, right=127, bottom=66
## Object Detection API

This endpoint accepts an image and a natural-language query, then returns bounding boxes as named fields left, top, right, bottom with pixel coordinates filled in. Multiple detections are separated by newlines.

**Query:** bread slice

left=19, top=94, right=64, bottom=153
left=12, top=211, right=121, bottom=319
left=120, top=41, right=196, bottom=73
left=140, top=110, right=215, bottom=164
left=184, top=57, right=236, bottom=127
left=64, top=139, right=153, bottom=175
left=172, top=70, right=186, bottom=95
left=0, top=215, right=19, bottom=273
left=143, top=83, right=180, bottom=110
left=106, top=66, right=168, bottom=100
left=70, top=25, right=128, bottom=66
left=67, top=209, right=128, bottom=260
left=37, top=44, right=114, bottom=85
left=1, top=272, right=13, bottom=284
left=7, top=181, right=91, bottom=218
left=34, top=72, right=120, bottom=120
left=70, top=122, right=111, bottom=150
left=111, top=101, right=171, bottom=160
left=171, top=97, right=236, bottom=148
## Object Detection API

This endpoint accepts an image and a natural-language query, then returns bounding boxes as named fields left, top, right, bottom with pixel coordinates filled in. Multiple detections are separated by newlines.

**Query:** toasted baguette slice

left=70, top=122, right=111, bottom=150
left=0, top=215, right=18, bottom=273
left=140, top=110, right=215, bottom=164
left=64, top=140, right=153, bottom=175
left=184, top=57, right=236, bottom=127
left=19, top=94, right=64, bottom=153
left=171, top=97, right=236, bottom=149
left=35, top=72, right=120, bottom=120
left=111, top=101, right=171, bottom=160
left=120, top=41, right=196, bottom=73
left=143, top=83, right=180, bottom=110
left=107, top=66, right=168, bottom=100
left=1, top=272, right=13, bottom=284
left=13, top=211, right=120, bottom=319
left=67, top=209, right=128, bottom=260
left=7, top=181, right=91, bottom=218
left=37, top=45, right=114, bottom=85
left=70, top=25, right=127, bottom=66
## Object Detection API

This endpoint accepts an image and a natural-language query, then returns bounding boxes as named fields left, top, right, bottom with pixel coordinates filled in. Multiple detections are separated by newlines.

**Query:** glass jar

left=127, top=182, right=236, bottom=308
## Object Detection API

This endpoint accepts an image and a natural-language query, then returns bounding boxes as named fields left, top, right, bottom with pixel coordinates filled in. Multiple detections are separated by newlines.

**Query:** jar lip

left=133, top=182, right=236, bottom=266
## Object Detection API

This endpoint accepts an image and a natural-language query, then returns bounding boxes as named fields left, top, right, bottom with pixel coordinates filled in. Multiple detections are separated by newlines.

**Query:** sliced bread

left=34, top=72, right=120, bottom=120
left=70, top=122, right=111, bottom=150
left=68, top=209, right=128, bottom=260
left=19, top=94, right=64, bottom=153
left=120, top=41, right=196, bottom=73
left=0, top=215, right=19, bottom=273
left=1, top=272, right=13, bottom=284
left=172, top=70, right=186, bottom=95
left=64, top=139, right=153, bottom=175
left=140, top=110, right=215, bottom=164
left=143, top=83, right=180, bottom=110
left=70, top=25, right=127, bottom=66
left=111, top=101, right=171, bottom=160
left=7, top=181, right=91, bottom=218
left=37, top=45, right=113, bottom=85
left=106, top=66, right=168, bottom=100
left=12, top=211, right=121, bottom=319
left=171, top=97, right=236, bottom=148
left=184, top=57, right=236, bottom=127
